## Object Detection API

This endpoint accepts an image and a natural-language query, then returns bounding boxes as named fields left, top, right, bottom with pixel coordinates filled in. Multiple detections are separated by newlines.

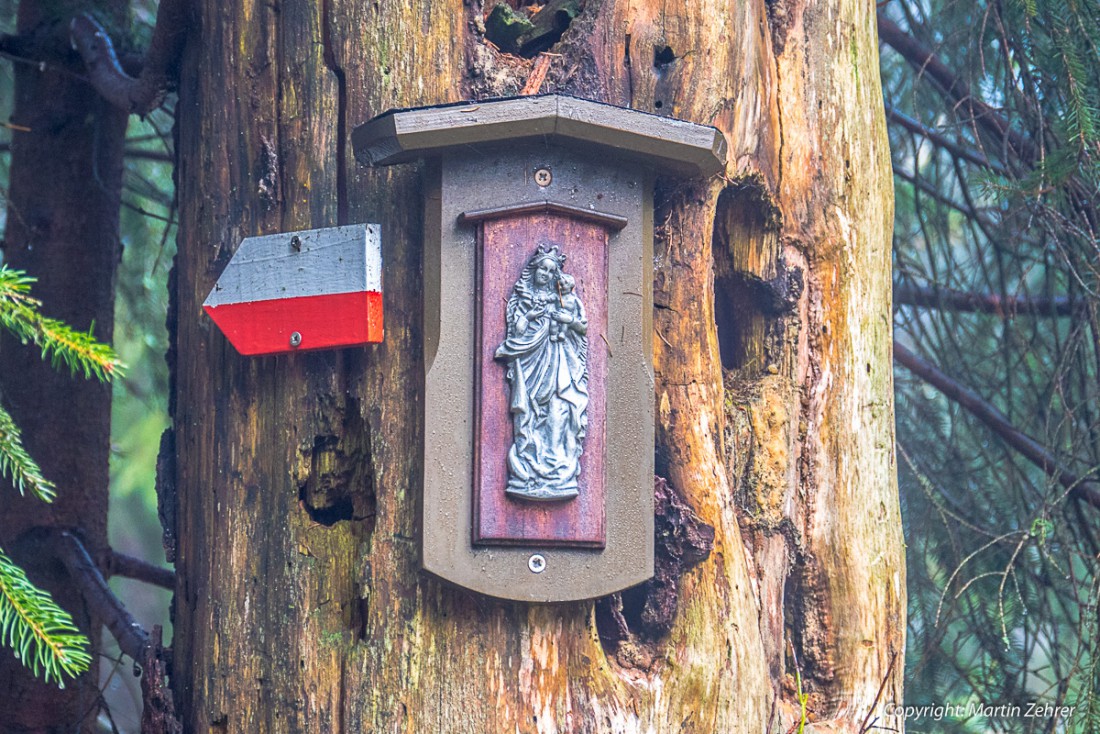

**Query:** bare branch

left=894, top=341, right=1100, bottom=509
left=894, top=284, right=1081, bottom=317
left=893, top=165, right=989, bottom=223
left=885, top=104, right=1009, bottom=176
left=877, top=13, right=1035, bottom=162
left=54, top=536, right=180, bottom=730
left=105, top=550, right=175, bottom=591
left=124, top=148, right=174, bottom=163
left=0, top=32, right=37, bottom=60
left=53, top=532, right=148, bottom=661
left=70, top=0, right=190, bottom=115
left=0, top=24, right=88, bottom=81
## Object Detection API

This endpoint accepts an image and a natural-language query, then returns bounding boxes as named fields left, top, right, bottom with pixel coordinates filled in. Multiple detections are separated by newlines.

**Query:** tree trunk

left=0, top=2, right=127, bottom=731
left=172, top=0, right=903, bottom=731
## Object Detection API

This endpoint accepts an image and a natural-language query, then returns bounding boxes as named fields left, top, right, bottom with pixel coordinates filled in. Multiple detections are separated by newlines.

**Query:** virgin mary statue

left=495, top=244, right=589, bottom=501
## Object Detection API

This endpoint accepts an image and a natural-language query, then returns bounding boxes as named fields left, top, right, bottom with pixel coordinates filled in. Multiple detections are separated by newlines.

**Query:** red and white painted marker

left=204, top=224, right=383, bottom=356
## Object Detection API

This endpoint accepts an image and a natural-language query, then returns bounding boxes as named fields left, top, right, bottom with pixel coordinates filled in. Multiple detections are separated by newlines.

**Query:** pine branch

left=0, top=548, right=92, bottom=686
left=894, top=341, right=1100, bottom=509
left=885, top=104, right=1010, bottom=175
left=0, top=401, right=56, bottom=502
left=0, top=267, right=124, bottom=381
left=893, top=165, right=989, bottom=223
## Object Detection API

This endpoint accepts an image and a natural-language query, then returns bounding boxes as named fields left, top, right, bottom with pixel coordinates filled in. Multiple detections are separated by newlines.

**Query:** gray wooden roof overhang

left=352, top=94, right=727, bottom=177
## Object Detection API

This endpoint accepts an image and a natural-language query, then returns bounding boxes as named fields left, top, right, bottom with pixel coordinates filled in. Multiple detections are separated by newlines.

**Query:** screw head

left=528, top=554, right=547, bottom=574
left=534, top=167, right=552, bottom=187
left=289, top=331, right=302, bottom=348
left=290, top=235, right=302, bottom=251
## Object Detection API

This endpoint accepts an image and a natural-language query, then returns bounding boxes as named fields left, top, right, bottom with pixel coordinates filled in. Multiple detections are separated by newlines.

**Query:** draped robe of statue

left=494, top=248, right=589, bottom=501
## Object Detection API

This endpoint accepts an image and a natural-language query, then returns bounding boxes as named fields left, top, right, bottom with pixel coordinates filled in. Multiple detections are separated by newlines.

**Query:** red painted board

left=474, top=212, right=608, bottom=548
left=204, top=290, right=383, bottom=356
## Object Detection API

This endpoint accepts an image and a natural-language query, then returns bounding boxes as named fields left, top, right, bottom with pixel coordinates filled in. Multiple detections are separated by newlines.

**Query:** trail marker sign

left=204, top=223, right=383, bottom=356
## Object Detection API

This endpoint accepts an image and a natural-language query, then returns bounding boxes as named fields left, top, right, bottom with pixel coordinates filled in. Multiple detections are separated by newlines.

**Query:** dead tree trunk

left=0, top=2, right=128, bottom=731
left=172, top=0, right=903, bottom=731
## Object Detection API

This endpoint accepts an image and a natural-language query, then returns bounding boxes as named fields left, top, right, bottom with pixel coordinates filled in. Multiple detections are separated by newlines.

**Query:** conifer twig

left=894, top=283, right=1080, bottom=317
left=0, top=401, right=56, bottom=502
left=877, top=14, right=1036, bottom=161
left=894, top=341, right=1100, bottom=508
left=0, top=548, right=91, bottom=685
left=0, top=267, right=124, bottom=381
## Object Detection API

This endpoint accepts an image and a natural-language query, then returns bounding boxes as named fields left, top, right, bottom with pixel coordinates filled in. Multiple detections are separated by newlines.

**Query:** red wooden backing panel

left=474, top=212, right=608, bottom=548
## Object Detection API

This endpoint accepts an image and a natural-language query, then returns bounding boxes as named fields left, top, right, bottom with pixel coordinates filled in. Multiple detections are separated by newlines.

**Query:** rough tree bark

left=172, top=0, right=902, bottom=731
left=0, top=2, right=128, bottom=731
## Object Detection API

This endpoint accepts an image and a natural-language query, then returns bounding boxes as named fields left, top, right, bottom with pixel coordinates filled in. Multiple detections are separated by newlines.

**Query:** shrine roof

left=351, top=94, right=727, bottom=177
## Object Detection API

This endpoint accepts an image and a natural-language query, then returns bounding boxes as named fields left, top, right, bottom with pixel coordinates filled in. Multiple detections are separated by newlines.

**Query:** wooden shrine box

left=353, top=95, right=726, bottom=602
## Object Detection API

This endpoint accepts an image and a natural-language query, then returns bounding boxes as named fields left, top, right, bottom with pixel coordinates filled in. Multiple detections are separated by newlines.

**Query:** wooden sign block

left=204, top=224, right=382, bottom=356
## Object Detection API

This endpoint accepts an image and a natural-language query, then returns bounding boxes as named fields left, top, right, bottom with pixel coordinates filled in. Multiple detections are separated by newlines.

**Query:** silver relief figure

left=495, top=245, right=589, bottom=501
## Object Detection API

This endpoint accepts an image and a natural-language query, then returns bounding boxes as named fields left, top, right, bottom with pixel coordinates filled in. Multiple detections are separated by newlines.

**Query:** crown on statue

left=534, top=243, right=567, bottom=268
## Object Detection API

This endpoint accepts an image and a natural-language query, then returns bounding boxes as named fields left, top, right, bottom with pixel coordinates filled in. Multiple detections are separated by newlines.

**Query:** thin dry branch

left=893, top=165, right=988, bottom=223
left=885, top=104, right=1008, bottom=175
left=53, top=532, right=148, bottom=661
left=70, top=0, right=190, bottom=115
left=877, top=14, right=1035, bottom=162
left=105, top=550, right=175, bottom=591
left=55, top=536, right=180, bottom=730
left=894, top=284, right=1080, bottom=316
left=894, top=341, right=1100, bottom=509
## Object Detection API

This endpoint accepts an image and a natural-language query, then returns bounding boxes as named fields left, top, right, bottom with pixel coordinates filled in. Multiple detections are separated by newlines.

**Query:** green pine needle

left=0, top=267, right=124, bottom=382
left=0, top=267, right=118, bottom=683
left=0, top=549, right=91, bottom=686
left=0, top=401, right=55, bottom=503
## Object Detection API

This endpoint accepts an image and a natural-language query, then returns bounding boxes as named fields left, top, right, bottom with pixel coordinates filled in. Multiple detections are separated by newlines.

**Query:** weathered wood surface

left=203, top=225, right=381, bottom=307
left=173, top=0, right=902, bottom=732
left=475, top=213, right=608, bottom=548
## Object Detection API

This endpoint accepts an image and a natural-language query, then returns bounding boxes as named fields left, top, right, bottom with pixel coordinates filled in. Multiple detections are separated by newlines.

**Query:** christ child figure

left=549, top=273, right=585, bottom=342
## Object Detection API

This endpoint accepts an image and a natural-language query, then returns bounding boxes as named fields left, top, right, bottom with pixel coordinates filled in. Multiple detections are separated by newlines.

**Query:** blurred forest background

left=0, top=3, right=172, bottom=728
left=1, top=0, right=1098, bottom=731
left=883, top=0, right=1100, bottom=731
